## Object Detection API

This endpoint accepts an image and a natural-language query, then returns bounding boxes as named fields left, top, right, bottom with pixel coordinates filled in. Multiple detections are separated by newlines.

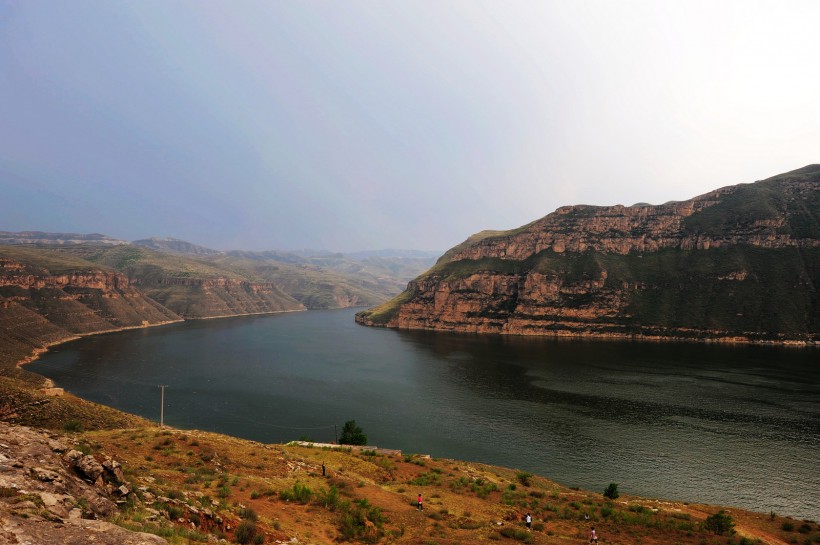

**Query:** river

left=28, top=308, right=820, bottom=520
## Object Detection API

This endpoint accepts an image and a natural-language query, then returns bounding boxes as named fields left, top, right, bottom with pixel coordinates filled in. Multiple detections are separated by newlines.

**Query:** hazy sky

left=2, top=1, right=818, bottom=252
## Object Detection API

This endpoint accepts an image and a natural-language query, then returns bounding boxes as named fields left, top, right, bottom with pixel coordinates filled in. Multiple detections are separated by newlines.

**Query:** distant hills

left=0, top=231, right=127, bottom=246
left=357, top=165, right=820, bottom=344
left=0, top=236, right=437, bottom=370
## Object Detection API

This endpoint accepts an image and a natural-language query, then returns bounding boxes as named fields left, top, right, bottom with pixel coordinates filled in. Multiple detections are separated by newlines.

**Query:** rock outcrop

left=0, top=421, right=168, bottom=544
left=357, top=165, right=820, bottom=344
left=132, top=276, right=305, bottom=319
left=0, top=258, right=182, bottom=374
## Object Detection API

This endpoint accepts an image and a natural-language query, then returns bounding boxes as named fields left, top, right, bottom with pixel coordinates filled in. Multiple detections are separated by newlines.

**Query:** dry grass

left=0, top=370, right=813, bottom=544
left=72, top=425, right=814, bottom=545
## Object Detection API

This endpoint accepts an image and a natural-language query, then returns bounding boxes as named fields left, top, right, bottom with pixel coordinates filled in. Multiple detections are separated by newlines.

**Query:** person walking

left=525, top=513, right=532, bottom=529
left=590, top=526, right=598, bottom=544
left=417, top=493, right=423, bottom=511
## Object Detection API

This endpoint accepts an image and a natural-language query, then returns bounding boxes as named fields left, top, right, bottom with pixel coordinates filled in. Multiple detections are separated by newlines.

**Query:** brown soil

left=72, top=425, right=818, bottom=545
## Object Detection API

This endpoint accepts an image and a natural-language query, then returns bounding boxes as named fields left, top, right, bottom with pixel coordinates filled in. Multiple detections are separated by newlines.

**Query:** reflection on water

left=29, top=309, right=820, bottom=520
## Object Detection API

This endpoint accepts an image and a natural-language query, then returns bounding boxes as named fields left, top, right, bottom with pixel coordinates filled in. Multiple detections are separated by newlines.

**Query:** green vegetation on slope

left=683, top=166, right=820, bottom=238
left=0, top=244, right=111, bottom=275
left=355, top=287, right=416, bottom=325
left=371, top=246, right=819, bottom=339
left=82, top=244, right=247, bottom=281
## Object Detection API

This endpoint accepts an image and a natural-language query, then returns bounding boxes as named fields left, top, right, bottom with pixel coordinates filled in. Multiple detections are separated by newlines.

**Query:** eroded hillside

left=357, top=165, right=820, bottom=344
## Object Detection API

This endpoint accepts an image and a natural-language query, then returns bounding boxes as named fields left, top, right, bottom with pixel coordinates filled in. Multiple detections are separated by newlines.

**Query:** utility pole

left=159, top=385, right=168, bottom=428
left=334, top=424, right=338, bottom=444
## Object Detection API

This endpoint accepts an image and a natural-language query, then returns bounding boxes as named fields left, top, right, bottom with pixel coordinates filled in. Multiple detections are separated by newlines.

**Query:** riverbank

left=10, top=309, right=314, bottom=370
left=1, top=317, right=817, bottom=543
left=19, top=308, right=820, bottom=522
left=356, top=314, right=819, bottom=347
left=1, top=418, right=812, bottom=545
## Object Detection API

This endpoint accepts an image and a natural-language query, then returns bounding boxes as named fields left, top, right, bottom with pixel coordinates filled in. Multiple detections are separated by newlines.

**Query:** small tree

left=339, top=420, right=367, bottom=445
left=704, top=510, right=735, bottom=535
left=603, top=483, right=619, bottom=499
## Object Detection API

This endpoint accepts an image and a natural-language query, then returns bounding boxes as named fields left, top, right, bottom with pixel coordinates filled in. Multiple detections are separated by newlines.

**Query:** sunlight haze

left=1, top=0, right=818, bottom=252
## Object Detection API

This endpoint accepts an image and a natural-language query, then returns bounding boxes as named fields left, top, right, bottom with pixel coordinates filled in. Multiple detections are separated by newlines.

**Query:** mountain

left=357, top=165, right=820, bottom=344
left=83, top=245, right=306, bottom=318
left=0, top=235, right=437, bottom=314
left=0, top=244, right=181, bottom=379
left=0, top=231, right=127, bottom=245
left=0, top=237, right=438, bottom=370
left=132, top=237, right=224, bottom=256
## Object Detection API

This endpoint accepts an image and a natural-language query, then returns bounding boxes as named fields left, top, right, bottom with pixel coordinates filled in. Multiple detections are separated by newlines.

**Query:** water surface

left=29, top=309, right=820, bottom=520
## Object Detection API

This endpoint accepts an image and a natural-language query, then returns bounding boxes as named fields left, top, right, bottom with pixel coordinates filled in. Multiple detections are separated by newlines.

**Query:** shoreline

left=7, top=308, right=818, bottom=522
left=13, top=308, right=312, bottom=371
left=356, top=319, right=819, bottom=348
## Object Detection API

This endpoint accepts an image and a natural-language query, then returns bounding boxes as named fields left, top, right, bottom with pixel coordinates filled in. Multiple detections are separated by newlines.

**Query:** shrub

left=63, top=420, right=83, bottom=433
left=704, top=510, right=735, bottom=535
left=338, top=498, right=386, bottom=542
left=316, top=486, right=343, bottom=511
left=783, top=522, right=795, bottom=532
left=516, top=472, right=533, bottom=487
left=280, top=483, right=313, bottom=504
left=235, top=520, right=258, bottom=544
left=500, top=526, right=533, bottom=542
left=603, top=483, right=619, bottom=499
left=166, top=505, right=184, bottom=520
left=238, top=507, right=258, bottom=521
left=166, top=489, right=184, bottom=500
left=409, top=472, right=441, bottom=486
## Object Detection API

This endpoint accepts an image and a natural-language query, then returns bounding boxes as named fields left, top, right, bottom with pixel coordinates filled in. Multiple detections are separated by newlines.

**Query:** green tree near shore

left=603, top=483, right=619, bottom=499
left=339, top=420, right=367, bottom=445
left=704, top=510, right=735, bottom=535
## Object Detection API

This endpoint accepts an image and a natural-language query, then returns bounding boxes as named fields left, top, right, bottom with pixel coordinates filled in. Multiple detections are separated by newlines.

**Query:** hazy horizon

left=2, top=1, right=819, bottom=252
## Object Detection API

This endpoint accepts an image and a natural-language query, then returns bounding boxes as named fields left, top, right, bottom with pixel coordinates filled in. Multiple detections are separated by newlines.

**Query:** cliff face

left=133, top=276, right=305, bottom=318
left=0, top=258, right=181, bottom=372
left=357, top=165, right=820, bottom=343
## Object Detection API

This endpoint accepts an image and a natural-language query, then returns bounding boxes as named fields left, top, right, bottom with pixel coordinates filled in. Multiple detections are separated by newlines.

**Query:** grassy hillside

left=682, top=166, right=820, bottom=238
left=80, top=426, right=812, bottom=545
left=1, top=234, right=437, bottom=313
left=2, top=382, right=812, bottom=545
left=0, top=243, right=113, bottom=274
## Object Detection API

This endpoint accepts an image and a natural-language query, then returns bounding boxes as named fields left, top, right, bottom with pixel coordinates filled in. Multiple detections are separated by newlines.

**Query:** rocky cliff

left=357, top=165, right=820, bottom=343
left=0, top=253, right=182, bottom=374
left=132, top=276, right=305, bottom=319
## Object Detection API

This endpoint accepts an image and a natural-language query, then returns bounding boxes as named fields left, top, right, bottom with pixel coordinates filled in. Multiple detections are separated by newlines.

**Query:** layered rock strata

left=0, top=261, right=182, bottom=373
left=132, top=276, right=305, bottom=319
left=357, top=165, right=820, bottom=344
